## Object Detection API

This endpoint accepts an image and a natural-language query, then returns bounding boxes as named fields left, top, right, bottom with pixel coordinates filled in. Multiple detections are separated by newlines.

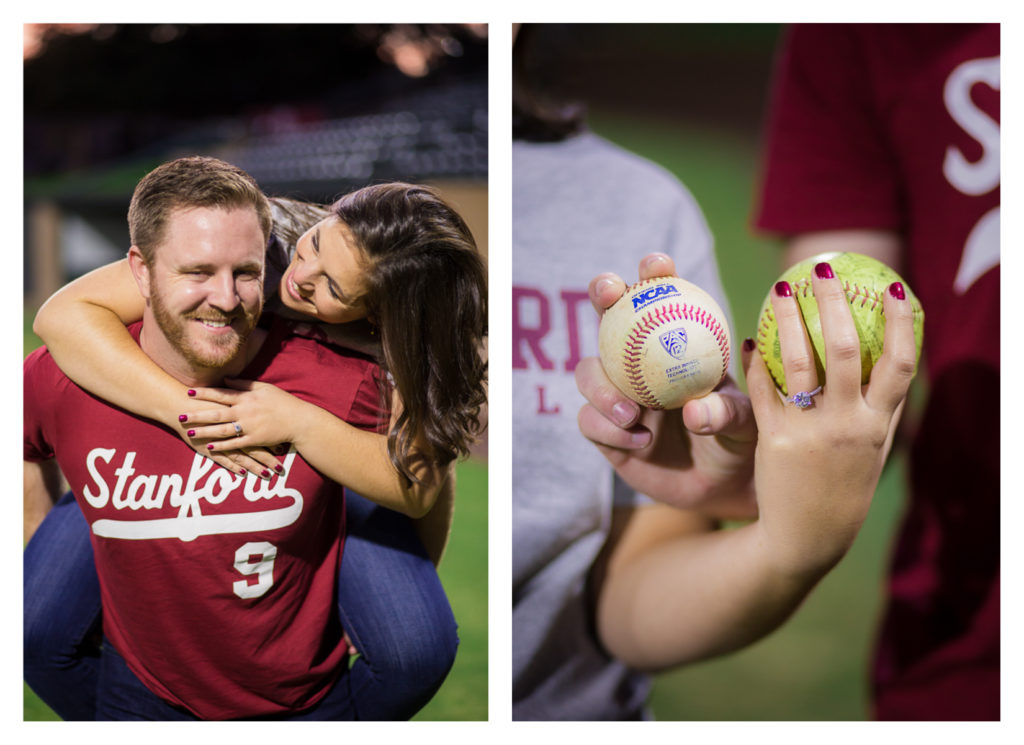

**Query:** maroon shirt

left=755, top=24, right=999, bottom=720
left=24, top=318, right=384, bottom=719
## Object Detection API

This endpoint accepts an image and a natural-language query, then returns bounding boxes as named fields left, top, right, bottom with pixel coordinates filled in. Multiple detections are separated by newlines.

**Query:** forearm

left=24, top=460, right=64, bottom=544
left=596, top=514, right=827, bottom=672
left=414, top=470, right=455, bottom=566
left=33, top=259, right=186, bottom=426
left=784, top=230, right=902, bottom=269
left=37, top=304, right=188, bottom=425
left=290, top=401, right=443, bottom=518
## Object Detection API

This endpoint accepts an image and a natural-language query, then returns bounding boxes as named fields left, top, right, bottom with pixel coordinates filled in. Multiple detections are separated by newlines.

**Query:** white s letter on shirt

left=943, top=56, right=1000, bottom=295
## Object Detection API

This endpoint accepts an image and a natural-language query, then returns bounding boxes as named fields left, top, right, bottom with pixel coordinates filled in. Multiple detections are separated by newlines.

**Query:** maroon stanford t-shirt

left=24, top=317, right=384, bottom=719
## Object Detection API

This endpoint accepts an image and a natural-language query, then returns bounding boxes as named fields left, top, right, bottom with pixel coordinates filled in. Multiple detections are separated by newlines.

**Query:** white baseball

left=598, top=275, right=731, bottom=410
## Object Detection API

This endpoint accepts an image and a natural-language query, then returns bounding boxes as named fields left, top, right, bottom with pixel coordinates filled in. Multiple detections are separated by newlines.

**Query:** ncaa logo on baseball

left=659, top=328, right=687, bottom=360
left=632, top=282, right=680, bottom=311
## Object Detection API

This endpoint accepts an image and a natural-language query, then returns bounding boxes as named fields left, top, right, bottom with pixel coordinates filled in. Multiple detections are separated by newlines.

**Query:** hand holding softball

left=756, top=252, right=924, bottom=394
left=743, top=257, right=921, bottom=578
left=576, top=254, right=757, bottom=520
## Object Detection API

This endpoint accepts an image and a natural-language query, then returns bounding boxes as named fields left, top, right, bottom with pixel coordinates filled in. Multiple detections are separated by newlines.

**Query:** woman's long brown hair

left=332, top=183, right=488, bottom=484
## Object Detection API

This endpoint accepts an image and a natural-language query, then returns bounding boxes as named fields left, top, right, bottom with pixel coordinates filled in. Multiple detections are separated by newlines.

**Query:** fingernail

left=594, top=277, right=616, bottom=296
left=238, top=469, right=246, bottom=475
left=694, top=401, right=711, bottom=432
left=261, top=469, right=272, bottom=479
left=274, top=465, right=284, bottom=473
left=640, top=253, right=671, bottom=271
left=630, top=430, right=652, bottom=447
left=206, top=444, right=214, bottom=450
left=815, top=262, right=835, bottom=279
left=742, top=338, right=755, bottom=352
left=187, top=429, right=195, bottom=437
left=774, top=281, right=792, bottom=297
left=179, top=414, right=188, bottom=423
left=612, top=401, right=639, bottom=427
left=187, top=389, right=196, bottom=397
left=889, top=282, right=905, bottom=300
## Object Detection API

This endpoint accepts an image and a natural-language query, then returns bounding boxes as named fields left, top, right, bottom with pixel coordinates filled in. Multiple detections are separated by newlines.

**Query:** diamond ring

left=787, top=386, right=823, bottom=409
left=233, top=422, right=243, bottom=436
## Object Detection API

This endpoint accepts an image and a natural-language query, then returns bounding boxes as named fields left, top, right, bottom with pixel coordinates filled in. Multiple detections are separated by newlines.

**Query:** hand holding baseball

left=743, top=259, right=920, bottom=579
left=576, top=253, right=757, bottom=520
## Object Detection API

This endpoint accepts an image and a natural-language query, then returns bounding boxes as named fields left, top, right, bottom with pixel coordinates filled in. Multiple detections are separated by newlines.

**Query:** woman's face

left=280, top=216, right=369, bottom=324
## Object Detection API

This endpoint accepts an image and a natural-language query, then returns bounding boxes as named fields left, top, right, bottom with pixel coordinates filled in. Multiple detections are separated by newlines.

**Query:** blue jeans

left=95, top=637, right=358, bottom=720
left=24, top=491, right=458, bottom=720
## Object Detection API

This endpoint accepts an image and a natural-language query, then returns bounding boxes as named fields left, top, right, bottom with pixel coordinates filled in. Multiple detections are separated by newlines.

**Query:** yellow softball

left=756, top=252, right=924, bottom=395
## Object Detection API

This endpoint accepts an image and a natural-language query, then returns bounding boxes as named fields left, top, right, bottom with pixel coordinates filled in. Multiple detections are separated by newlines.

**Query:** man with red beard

left=24, top=156, right=384, bottom=719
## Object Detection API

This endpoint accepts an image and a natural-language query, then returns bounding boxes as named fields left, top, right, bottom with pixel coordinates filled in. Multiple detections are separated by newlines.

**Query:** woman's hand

left=177, top=380, right=309, bottom=477
left=164, top=394, right=281, bottom=478
left=575, top=253, right=758, bottom=520
left=744, top=261, right=918, bottom=580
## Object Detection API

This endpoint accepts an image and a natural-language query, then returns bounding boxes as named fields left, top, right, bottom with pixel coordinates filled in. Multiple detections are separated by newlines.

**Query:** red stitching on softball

left=790, top=277, right=905, bottom=317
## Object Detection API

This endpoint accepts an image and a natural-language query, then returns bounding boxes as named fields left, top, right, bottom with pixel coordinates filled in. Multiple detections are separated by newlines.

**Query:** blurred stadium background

left=518, top=23, right=913, bottom=721
left=22, top=23, right=487, bottom=721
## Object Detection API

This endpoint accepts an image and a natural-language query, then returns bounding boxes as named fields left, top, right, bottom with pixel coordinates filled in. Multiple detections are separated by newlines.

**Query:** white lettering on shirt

left=943, top=55, right=1000, bottom=295
left=83, top=447, right=303, bottom=542
left=943, top=56, right=1000, bottom=196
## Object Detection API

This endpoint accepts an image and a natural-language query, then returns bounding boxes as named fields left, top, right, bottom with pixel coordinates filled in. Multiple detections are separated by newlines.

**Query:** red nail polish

left=187, top=429, right=195, bottom=437
left=274, top=465, right=284, bottom=473
left=207, top=444, right=214, bottom=450
left=815, top=262, right=835, bottom=279
left=179, top=414, right=188, bottom=423
left=889, top=282, right=906, bottom=300
left=775, top=281, right=792, bottom=297
left=742, top=338, right=755, bottom=352
left=261, top=469, right=272, bottom=478
left=187, top=389, right=196, bottom=397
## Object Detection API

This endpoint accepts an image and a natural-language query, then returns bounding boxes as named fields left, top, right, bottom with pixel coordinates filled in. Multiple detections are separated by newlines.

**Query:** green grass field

left=587, top=112, right=909, bottom=720
left=414, top=457, right=488, bottom=721
left=22, top=318, right=488, bottom=721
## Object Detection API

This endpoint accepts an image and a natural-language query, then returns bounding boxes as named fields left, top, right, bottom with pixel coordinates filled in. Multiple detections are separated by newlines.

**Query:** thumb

left=681, top=380, right=756, bottom=444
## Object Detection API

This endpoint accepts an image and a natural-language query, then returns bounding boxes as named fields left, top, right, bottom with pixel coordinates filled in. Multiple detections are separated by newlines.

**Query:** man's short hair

left=128, top=156, right=272, bottom=264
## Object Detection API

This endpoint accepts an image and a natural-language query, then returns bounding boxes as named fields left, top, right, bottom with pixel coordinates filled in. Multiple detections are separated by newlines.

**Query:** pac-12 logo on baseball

left=632, top=282, right=681, bottom=311
left=659, top=328, right=688, bottom=360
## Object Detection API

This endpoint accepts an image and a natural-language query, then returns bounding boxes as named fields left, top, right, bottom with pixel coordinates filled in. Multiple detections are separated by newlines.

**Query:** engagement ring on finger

left=233, top=422, right=243, bottom=435
left=787, top=386, right=822, bottom=409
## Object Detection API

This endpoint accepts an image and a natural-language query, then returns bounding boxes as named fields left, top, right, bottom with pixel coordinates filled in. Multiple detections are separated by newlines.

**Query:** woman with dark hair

left=187, top=184, right=487, bottom=536
left=27, top=179, right=487, bottom=719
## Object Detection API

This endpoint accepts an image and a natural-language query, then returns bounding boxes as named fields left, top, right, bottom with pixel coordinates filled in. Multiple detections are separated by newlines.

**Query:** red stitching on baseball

left=622, top=298, right=730, bottom=408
